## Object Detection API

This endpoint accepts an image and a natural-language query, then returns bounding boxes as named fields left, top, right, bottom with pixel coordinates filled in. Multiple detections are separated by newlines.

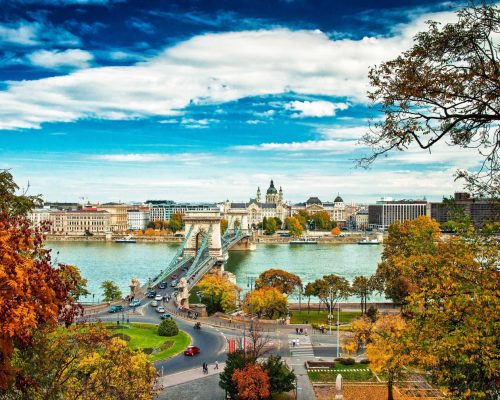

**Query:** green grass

left=308, top=363, right=374, bottom=382
left=106, top=323, right=191, bottom=362
left=290, top=310, right=361, bottom=325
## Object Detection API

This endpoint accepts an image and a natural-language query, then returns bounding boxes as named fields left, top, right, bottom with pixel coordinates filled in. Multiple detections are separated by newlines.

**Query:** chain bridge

left=147, top=211, right=254, bottom=308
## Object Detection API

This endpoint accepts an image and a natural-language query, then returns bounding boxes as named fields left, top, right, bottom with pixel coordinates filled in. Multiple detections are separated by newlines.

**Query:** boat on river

left=115, top=235, right=136, bottom=243
left=289, top=237, right=318, bottom=245
left=357, top=238, right=380, bottom=245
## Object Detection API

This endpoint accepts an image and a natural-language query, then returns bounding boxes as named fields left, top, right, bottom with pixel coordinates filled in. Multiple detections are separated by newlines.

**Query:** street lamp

left=247, top=276, right=256, bottom=333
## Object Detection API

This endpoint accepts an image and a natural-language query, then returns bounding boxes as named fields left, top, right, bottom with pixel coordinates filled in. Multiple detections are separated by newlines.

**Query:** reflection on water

left=47, top=241, right=384, bottom=302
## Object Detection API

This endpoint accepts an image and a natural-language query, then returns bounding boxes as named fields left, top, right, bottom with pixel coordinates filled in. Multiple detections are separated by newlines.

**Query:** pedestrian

left=202, top=363, right=205, bottom=374
left=292, top=340, right=296, bottom=347
left=300, top=328, right=303, bottom=335
left=305, top=328, right=308, bottom=336
left=296, top=327, right=299, bottom=334
left=215, top=360, right=219, bottom=370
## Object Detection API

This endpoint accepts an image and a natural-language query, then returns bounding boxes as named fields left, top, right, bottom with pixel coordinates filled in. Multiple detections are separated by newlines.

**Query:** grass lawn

left=106, top=323, right=191, bottom=362
left=308, top=363, right=375, bottom=382
left=290, top=310, right=361, bottom=325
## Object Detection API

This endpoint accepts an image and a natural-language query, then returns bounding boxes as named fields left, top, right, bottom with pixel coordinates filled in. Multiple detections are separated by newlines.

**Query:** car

left=146, top=291, right=156, bottom=298
left=171, top=274, right=178, bottom=280
left=279, top=233, right=291, bottom=237
left=156, top=306, right=166, bottom=313
left=160, top=313, right=172, bottom=320
left=154, top=294, right=163, bottom=301
left=108, top=305, right=124, bottom=313
left=129, top=299, right=141, bottom=307
left=171, top=280, right=178, bottom=287
left=184, top=346, right=200, bottom=356
left=150, top=300, right=158, bottom=307
left=158, top=282, right=167, bottom=289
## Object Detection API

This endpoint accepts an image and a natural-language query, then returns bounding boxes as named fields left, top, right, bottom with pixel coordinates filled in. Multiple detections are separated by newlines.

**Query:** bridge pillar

left=226, top=209, right=250, bottom=234
left=183, top=211, right=222, bottom=259
left=229, top=236, right=256, bottom=251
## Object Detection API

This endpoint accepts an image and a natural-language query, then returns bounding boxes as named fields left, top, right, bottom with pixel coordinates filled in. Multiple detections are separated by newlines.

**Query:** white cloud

left=28, top=49, right=93, bottom=70
left=318, top=126, right=368, bottom=140
left=180, top=118, right=217, bottom=129
left=285, top=100, right=348, bottom=117
left=0, top=10, right=457, bottom=130
left=0, top=20, right=80, bottom=47
left=88, top=153, right=211, bottom=163
left=234, top=139, right=360, bottom=153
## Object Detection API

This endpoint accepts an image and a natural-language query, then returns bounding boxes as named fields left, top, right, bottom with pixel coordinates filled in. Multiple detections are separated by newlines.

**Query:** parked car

left=156, top=306, right=166, bottom=313
left=184, top=346, right=200, bottom=356
left=171, top=280, right=178, bottom=287
left=150, top=300, right=158, bottom=307
left=129, top=299, right=141, bottom=307
left=108, top=305, right=124, bottom=313
left=158, top=282, right=167, bottom=289
left=147, top=291, right=156, bottom=298
left=171, top=274, right=178, bottom=279
left=154, top=294, right=163, bottom=301
left=279, top=233, right=291, bottom=237
left=160, top=313, right=172, bottom=320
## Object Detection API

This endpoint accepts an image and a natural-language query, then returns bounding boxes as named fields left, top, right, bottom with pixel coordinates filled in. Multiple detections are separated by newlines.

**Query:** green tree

left=0, top=170, right=42, bottom=217
left=264, top=217, right=277, bottom=235
left=158, top=319, right=179, bottom=337
left=360, top=3, right=500, bottom=197
left=285, top=216, right=303, bottom=237
left=351, top=275, right=376, bottom=314
left=295, top=210, right=309, bottom=228
left=312, top=211, right=332, bottom=230
left=304, top=282, right=315, bottom=313
left=100, top=280, right=122, bottom=302
left=308, top=274, right=350, bottom=314
left=255, top=268, right=302, bottom=296
left=219, top=350, right=255, bottom=400
left=146, top=221, right=155, bottom=229
left=261, top=355, right=296, bottom=396
left=273, top=217, right=282, bottom=228
left=169, top=213, right=184, bottom=233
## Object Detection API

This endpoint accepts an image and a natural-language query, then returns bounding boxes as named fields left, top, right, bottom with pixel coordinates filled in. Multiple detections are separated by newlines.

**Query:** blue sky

left=0, top=0, right=483, bottom=203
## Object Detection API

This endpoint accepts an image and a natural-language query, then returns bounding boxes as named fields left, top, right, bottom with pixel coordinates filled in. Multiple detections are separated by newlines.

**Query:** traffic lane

left=155, top=322, right=227, bottom=374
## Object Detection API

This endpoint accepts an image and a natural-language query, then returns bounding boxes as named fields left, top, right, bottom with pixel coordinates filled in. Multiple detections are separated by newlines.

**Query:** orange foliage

left=331, top=227, right=341, bottom=235
left=232, top=363, right=270, bottom=400
left=0, top=215, right=81, bottom=389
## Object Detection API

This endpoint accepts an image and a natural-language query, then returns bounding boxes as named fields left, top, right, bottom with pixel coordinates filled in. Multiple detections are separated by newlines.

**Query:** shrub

left=160, top=340, right=174, bottom=350
left=359, top=359, right=370, bottom=364
left=366, top=306, right=378, bottom=322
left=335, top=357, right=356, bottom=365
left=158, top=319, right=179, bottom=337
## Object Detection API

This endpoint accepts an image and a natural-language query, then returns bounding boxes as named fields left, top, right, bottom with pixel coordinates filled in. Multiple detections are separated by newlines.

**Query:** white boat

left=290, top=237, right=318, bottom=245
left=115, top=235, right=136, bottom=243
left=357, top=238, right=380, bottom=245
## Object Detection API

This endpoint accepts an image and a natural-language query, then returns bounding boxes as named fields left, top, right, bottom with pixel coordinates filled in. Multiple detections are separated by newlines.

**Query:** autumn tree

left=263, top=217, right=277, bottom=235
left=232, top=363, right=270, bottom=400
left=294, top=210, right=310, bottom=228
left=303, top=282, right=315, bottom=313
left=100, top=280, right=122, bottom=302
left=220, top=218, right=228, bottom=235
left=255, top=268, right=302, bottom=296
left=331, top=226, right=341, bottom=235
left=243, top=287, right=288, bottom=319
left=285, top=216, right=303, bottom=237
left=246, top=321, right=273, bottom=359
left=307, top=274, right=350, bottom=314
left=169, top=213, right=184, bottom=233
left=220, top=350, right=255, bottom=399
left=312, top=211, right=332, bottom=230
left=374, top=216, right=441, bottom=304
left=360, top=3, right=500, bottom=197
left=8, top=324, right=158, bottom=399
left=351, top=275, right=377, bottom=314
left=197, top=274, right=240, bottom=313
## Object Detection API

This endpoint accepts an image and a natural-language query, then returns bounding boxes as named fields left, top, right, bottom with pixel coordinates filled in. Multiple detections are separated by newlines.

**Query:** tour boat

left=289, top=237, right=318, bottom=245
left=115, top=235, right=136, bottom=243
left=357, top=238, right=380, bottom=245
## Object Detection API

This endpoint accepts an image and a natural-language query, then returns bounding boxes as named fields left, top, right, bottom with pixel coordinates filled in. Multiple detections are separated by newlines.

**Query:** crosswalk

left=288, top=334, right=315, bottom=359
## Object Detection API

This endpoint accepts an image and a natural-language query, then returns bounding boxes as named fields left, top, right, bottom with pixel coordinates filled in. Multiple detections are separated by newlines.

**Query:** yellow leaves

left=243, top=287, right=288, bottom=319
left=198, top=273, right=240, bottom=313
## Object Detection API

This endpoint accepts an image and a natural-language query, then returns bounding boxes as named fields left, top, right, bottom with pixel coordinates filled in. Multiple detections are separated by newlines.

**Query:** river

left=46, top=241, right=385, bottom=303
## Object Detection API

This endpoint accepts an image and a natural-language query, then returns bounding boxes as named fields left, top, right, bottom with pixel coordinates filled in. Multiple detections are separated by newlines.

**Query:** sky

left=0, top=0, right=484, bottom=204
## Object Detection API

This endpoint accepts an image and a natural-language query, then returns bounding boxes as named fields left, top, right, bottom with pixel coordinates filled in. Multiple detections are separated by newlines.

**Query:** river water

left=46, top=242, right=385, bottom=303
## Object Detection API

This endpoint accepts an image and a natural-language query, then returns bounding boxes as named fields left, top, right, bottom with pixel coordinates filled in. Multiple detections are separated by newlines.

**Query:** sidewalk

left=156, top=363, right=226, bottom=388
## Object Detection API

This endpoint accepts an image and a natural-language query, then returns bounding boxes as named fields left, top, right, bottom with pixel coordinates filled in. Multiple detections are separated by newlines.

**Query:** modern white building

left=368, top=199, right=430, bottom=230
left=127, top=208, right=150, bottom=230
left=146, top=200, right=218, bottom=221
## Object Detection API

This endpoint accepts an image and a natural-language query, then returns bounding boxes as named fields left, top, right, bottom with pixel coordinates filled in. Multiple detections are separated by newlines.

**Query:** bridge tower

left=226, top=209, right=250, bottom=233
left=183, top=211, right=223, bottom=260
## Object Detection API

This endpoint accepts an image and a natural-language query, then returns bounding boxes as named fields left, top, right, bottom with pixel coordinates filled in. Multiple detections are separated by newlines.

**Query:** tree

left=158, top=319, right=179, bottom=336
left=331, top=226, right=341, bottom=235
left=285, top=216, right=303, bottom=237
left=232, top=363, right=270, bottom=400
left=146, top=221, right=155, bottom=229
left=153, top=220, right=162, bottom=229
left=312, top=211, right=332, bottom=230
left=100, top=280, right=122, bottom=302
left=220, top=218, right=228, bottom=235
left=261, top=355, right=296, bottom=396
left=304, top=282, right=315, bottom=313
left=351, top=275, right=376, bottom=314
left=308, top=274, right=350, bottom=314
left=246, top=321, right=274, bottom=359
left=58, top=264, right=90, bottom=302
left=264, top=217, right=277, bottom=235
left=374, top=216, right=441, bottom=304
left=243, top=287, right=288, bottom=319
left=197, top=274, right=240, bottom=314
left=255, top=269, right=302, bottom=296
left=8, top=324, right=158, bottom=399
left=169, top=213, right=184, bottom=233
left=295, top=210, right=309, bottom=228
left=220, top=350, right=255, bottom=399
left=360, top=4, right=500, bottom=197
left=0, top=173, right=84, bottom=389
left=273, top=217, right=282, bottom=228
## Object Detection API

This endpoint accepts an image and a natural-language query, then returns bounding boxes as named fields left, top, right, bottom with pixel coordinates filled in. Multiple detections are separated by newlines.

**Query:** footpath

left=285, top=333, right=317, bottom=400
left=156, top=362, right=226, bottom=388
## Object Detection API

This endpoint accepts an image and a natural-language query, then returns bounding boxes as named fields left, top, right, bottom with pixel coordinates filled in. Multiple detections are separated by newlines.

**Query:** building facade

left=29, top=208, right=111, bottom=235
left=94, top=203, right=129, bottom=233
left=355, top=209, right=369, bottom=230
left=368, top=199, right=430, bottom=230
left=291, top=195, right=347, bottom=226
left=222, top=180, right=289, bottom=228
left=127, top=207, right=150, bottom=230
left=146, top=200, right=218, bottom=222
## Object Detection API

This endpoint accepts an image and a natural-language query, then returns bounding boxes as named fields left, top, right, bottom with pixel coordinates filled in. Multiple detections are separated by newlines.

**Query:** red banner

left=228, top=339, right=236, bottom=353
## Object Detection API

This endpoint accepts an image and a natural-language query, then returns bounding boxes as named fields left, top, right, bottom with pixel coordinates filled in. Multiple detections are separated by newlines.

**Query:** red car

left=184, top=346, right=200, bottom=356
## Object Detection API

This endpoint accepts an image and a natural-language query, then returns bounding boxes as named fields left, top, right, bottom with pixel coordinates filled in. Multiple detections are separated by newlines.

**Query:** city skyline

left=0, top=0, right=480, bottom=202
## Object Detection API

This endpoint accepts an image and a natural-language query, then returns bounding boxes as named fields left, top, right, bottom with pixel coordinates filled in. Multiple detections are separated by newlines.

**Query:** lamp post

left=247, top=276, right=256, bottom=333
left=337, top=300, right=340, bottom=358
left=328, top=287, right=334, bottom=336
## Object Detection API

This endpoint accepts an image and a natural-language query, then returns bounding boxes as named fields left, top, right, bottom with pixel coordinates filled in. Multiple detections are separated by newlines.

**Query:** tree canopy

left=243, top=287, right=288, bottom=319
left=197, top=273, right=240, bottom=313
left=255, top=268, right=302, bottom=296
left=100, top=280, right=123, bottom=302
left=361, top=3, right=500, bottom=197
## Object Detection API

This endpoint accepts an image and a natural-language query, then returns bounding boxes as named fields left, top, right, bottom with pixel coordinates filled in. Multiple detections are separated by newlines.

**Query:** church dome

left=334, top=195, right=344, bottom=203
left=266, top=180, right=278, bottom=194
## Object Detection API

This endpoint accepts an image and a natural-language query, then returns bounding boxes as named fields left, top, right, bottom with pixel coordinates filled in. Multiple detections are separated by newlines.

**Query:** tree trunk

left=387, top=379, right=394, bottom=400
